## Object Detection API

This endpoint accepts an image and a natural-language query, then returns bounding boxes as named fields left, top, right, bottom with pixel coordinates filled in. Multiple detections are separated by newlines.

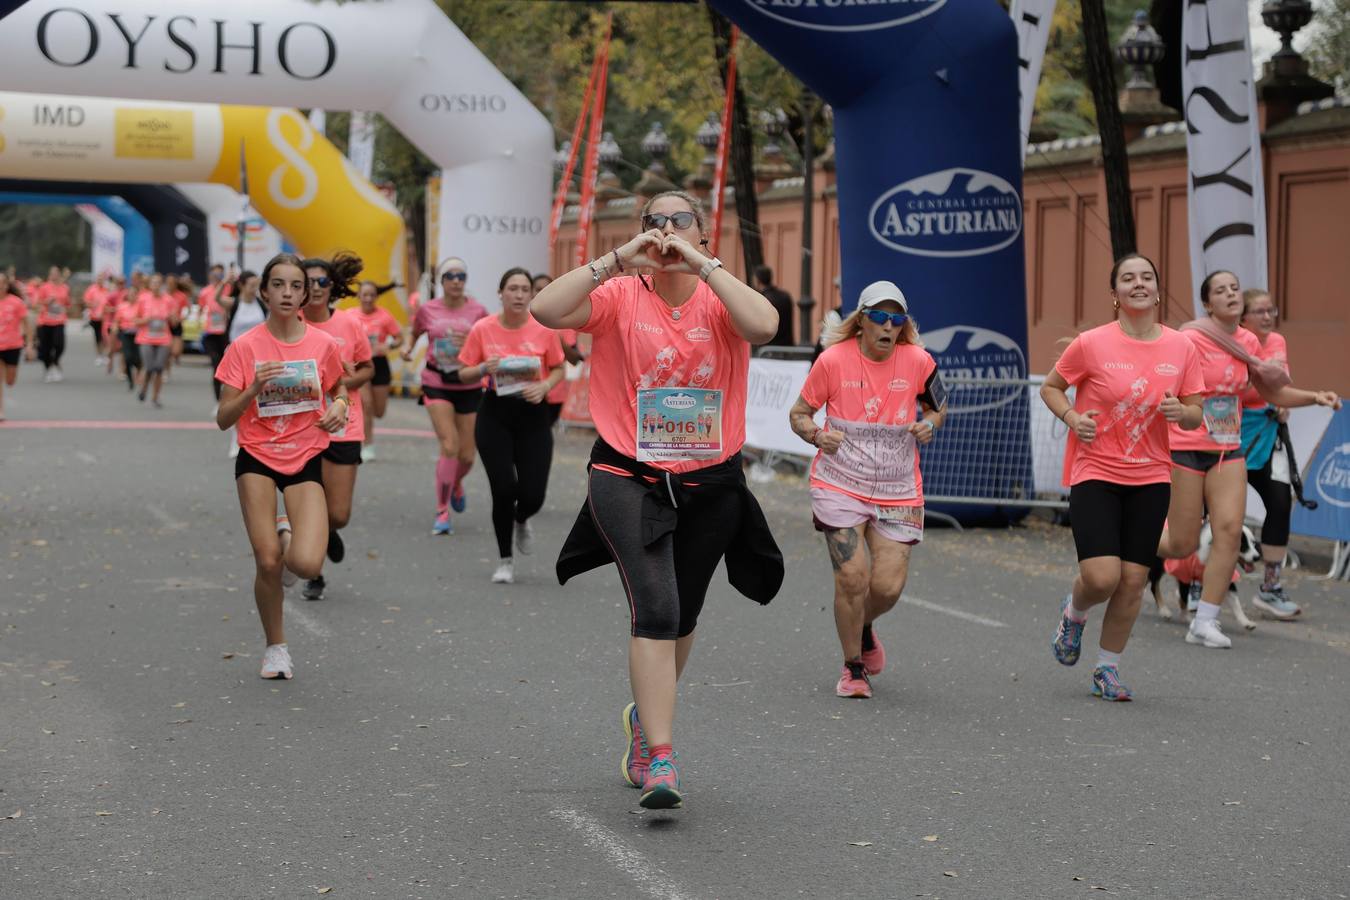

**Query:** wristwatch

left=698, top=258, right=724, bottom=282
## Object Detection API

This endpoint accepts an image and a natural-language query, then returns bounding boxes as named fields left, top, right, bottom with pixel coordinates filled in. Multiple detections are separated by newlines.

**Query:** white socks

left=1096, top=649, right=1122, bottom=669
left=1195, top=600, right=1221, bottom=624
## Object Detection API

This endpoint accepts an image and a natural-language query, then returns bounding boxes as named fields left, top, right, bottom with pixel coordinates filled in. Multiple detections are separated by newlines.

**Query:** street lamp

left=597, top=131, right=622, bottom=178
left=552, top=139, right=572, bottom=173
left=641, top=122, right=670, bottom=174
left=1261, top=0, right=1314, bottom=63
left=1115, top=10, right=1165, bottom=91
left=695, top=113, right=721, bottom=171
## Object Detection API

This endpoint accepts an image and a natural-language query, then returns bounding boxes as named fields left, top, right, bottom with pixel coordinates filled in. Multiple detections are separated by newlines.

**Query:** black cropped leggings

left=118, top=331, right=142, bottom=389
left=1248, top=457, right=1292, bottom=548
left=202, top=333, right=227, bottom=400
left=586, top=469, right=742, bottom=640
left=474, top=393, right=554, bottom=559
left=37, top=324, right=64, bottom=370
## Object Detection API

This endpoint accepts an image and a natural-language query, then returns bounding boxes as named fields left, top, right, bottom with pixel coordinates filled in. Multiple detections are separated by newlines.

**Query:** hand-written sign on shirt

left=813, top=418, right=919, bottom=503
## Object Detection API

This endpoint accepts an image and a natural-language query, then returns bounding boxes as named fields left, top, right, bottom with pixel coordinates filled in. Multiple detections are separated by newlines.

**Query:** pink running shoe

left=861, top=628, right=886, bottom=675
left=639, top=752, right=683, bottom=810
left=835, top=660, right=873, bottom=699
left=621, top=702, right=649, bottom=788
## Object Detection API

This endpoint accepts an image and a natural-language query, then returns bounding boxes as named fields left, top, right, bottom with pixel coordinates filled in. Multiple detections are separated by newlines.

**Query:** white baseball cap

left=857, top=280, right=908, bottom=312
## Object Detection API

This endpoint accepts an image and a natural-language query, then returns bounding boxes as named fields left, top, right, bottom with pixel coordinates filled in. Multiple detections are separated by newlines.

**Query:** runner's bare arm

left=342, top=360, right=375, bottom=391
left=789, top=395, right=843, bottom=454
left=532, top=232, right=665, bottom=330
left=1256, top=382, right=1342, bottom=411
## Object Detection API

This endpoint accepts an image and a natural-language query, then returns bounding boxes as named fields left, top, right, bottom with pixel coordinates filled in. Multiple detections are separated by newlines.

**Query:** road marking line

left=549, top=808, right=695, bottom=900
left=285, top=603, right=332, bottom=639
left=901, top=595, right=1008, bottom=628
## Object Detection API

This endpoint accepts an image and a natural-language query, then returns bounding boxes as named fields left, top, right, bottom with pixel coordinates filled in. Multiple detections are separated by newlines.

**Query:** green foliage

left=1307, top=0, right=1350, bottom=93
left=1035, top=1, right=1156, bottom=139
left=0, top=205, right=89, bottom=276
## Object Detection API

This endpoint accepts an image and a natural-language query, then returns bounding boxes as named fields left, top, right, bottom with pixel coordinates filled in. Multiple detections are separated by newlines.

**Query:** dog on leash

left=1148, top=522, right=1262, bottom=629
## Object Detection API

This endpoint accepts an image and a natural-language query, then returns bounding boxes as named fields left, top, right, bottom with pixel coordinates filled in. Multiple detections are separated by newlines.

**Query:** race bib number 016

left=255, top=359, right=323, bottom=418
left=636, top=388, right=722, bottom=462
left=813, top=418, right=919, bottom=502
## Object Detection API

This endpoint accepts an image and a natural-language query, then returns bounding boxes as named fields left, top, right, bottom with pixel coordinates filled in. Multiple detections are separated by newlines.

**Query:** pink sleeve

left=1180, top=340, right=1206, bottom=397
left=458, top=321, right=486, bottom=368
left=320, top=342, right=344, bottom=393
left=349, top=318, right=373, bottom=363
left=216, top=340, right=249, bottom=390
left=383, top=310, right=400, bottom=338
left=1053, top=334, right=1089, bottom=385
left=799, top=353, right=834, bottom=409
left=543, top=330, right=565, bottom=369
left=580, top=279, right=621, bottom=335
left=412, top=305, right=428, bottom=336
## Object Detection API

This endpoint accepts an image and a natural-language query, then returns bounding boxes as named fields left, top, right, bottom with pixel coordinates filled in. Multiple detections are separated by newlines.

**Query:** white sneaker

left=491, top=559, right=514, bottom=584
left=42, top=371, right=55, bottom=383
left=260, top=643, right=293, bottom=679
left=50, top=369, right=63, bottom=382
left=276, top=518, right=298, bottom=587
left=1185, top=617, right=1232, bottom=649
left=514, top=520, right=534, bottom=556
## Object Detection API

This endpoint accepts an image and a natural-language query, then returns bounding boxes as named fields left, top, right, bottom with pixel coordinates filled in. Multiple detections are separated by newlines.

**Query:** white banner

left=744, top=357, right=813, bottom=458
left=348, top=110, right=375, bottom=181
left=308, top=107, right=326, bottom=136
left=74, top=203, right=125, bottom=277
left=174, top=183, right=285, bottom=273
left=1010, top=0, right=1057, bottom=163
left=1182, top=5, right=1268, bottom=314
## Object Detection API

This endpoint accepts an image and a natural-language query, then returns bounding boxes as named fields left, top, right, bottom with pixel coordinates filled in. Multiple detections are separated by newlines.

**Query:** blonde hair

left=1242, top=287, right=1271, bottom=316
left=824, top=308, right=922, bottom=349
left=640, top=190, right=707, bottom=235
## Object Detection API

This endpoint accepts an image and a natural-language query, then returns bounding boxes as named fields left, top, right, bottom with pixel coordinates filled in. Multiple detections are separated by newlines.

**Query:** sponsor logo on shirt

left=888, top=378, right=910, bottom=391
left=1103, top=361, right=1134, bottom=370
left=634, top=321, right=664, bottom=336
left=1155, top=363, right=1179, bottom=376
left=841, top=380, right=865, bottom=388
left=685, top=326, right=712, bottom=343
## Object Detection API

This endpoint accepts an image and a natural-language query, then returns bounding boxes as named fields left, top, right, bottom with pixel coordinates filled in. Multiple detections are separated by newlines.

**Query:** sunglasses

left=441, top=271, right=467, bottom=282
left=309, top=276, right=331, bottom=288
left=864, top=310, right=909, bottom=327
left=642, top=212, right=697, bottom=231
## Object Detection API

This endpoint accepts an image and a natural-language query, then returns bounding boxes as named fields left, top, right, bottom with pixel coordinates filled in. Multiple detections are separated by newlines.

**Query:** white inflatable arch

left=0, top=0, right=553, bottom=306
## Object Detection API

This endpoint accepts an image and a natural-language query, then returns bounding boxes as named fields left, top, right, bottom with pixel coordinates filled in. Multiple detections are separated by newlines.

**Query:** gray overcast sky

left=1249, top=0, right=1332, bottom=71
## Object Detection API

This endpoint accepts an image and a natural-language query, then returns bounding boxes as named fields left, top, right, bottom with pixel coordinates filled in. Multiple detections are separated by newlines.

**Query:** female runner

left=457, top=267, right=565, bottom=585
left=402, top=259, right=488, bottom=534
left=300, top=254, right=374, bottom=601
left=199, top=273, right=231, bottom=402
left=0, top=272, right=34, bottom=421
left=114, top=281, right=142, bottom=391
left=36, top=266, right=70, bottom=382
left=1157, top=270, right=1340, bottom=650
left=352, top=280, right=403, bottom=461
left=1040, top=255, right=1205, bottom=699
left=535, top=190, right=782, bottom=810
left=83, top=274, right=110, bottom=366
left=215, top=253, right=349, bottom=679
left=165, top=274, right=189, bottom=376
left=788, top=280, right=946, bottom=700
left=224, top=271, right=267, bottom=457
left=134, top=274, right=179, bottom=408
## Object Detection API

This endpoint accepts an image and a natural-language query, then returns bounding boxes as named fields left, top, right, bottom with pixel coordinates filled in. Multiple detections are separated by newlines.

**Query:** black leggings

left=202, top=333, right=227, bottom=400
left=587, top=469, right=742, bottom=640
left=37, top=324, right=65, bottom=370
left=1247, top=458, right=1292, bottom=548
left=474, top=392, right=554, bottom=559
left=1069, top=480, right=1171, bottom=567
left=118, top=331, right=142, bottom=389
left=89, top=320, right=104, bottom=355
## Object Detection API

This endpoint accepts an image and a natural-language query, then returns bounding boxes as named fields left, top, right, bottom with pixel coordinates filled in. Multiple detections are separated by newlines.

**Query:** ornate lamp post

left=641, top=122, right=670, bottom=174
left=597, top=131, right=622, bottom=179
left=1261, top=0, right=1314, bottom=66
left=1115, top=10, right=1165, bottom=91
left=695, top=114, right=721, bottom=175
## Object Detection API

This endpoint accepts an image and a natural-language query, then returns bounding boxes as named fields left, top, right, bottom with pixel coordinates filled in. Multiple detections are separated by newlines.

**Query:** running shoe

left=327, top=529, right=345, bottom=564
left=514, top=520, right=534, bottom=556
left=51, top=369, right=63, bottom=383
left=138, top=389, right=147, bottom=402
left=621, top=701, right=649, bottom=788
left=432, top=514, right=453, bottom=536
left=360, top=445, right=375, bottom=462
left=260, top=643, right=293, bottom=680
left=1051, top=595, right=1085, bottom=666
left=450, top=482, right=467, bottom=514
left=1091, top=665, right=1133, bottom=702
left=1253, top=586, right=1301, bottom=620
left=1185, top=617, right=1233, bottom=649
left=861, top=627, right=886, bottom=675
left=43, top=371, right=54, bottom=383
left=276, top=517, right=298, bottom=587
left=302, top=576, right=325, bottom=602
left=639, top=752, right=683, bottom=810
left=491, top=559, right=514, bottom=584
left=152, top=398, right=163, bottom=409
left=835, top=660, right=873, bottom=699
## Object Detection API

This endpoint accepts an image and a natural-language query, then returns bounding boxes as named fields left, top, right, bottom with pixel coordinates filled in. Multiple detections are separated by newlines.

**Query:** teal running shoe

left=1052, top=595, right=1085, bottom=666
left=639, top=752, right=683, bottom=810
left=1091, top=665, right=1134, bottom=701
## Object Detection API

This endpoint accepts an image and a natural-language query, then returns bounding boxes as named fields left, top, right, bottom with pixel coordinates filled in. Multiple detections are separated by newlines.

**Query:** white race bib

left=255, top=359, right=323, bottom=418
left=636, top=387, right=723, bottom=462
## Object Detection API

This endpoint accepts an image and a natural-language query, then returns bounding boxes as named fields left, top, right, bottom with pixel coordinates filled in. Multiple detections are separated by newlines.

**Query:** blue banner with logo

left=708, top=0, right=1031, bottom=520
left=1292, top=406, right=1350, bottom=543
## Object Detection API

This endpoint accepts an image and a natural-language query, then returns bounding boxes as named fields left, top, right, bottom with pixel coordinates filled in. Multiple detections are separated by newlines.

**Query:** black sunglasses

left=309, top=275, right=331, bottom=288
left=642, top=212, right=697, bottom=231
left=441, top=271, right=467, bottom=282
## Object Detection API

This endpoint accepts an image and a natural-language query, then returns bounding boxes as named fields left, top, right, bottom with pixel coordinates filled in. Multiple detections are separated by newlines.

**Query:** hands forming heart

left=618, top=229, right=706, bottom=275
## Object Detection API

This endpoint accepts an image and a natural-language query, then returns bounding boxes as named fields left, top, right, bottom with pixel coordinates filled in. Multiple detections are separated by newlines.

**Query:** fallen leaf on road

left=94, top=811, right=112, bottom=817
left=1090, top=887, right=1109, bottom=892
left=381, top=619, right=395, bottom=624
left=847, top=841, right=873, bottom=847
left=30, top=539, right=47, bottom=547
left=943, top=871, right=958, bottom=878
left=923, top=835, right=939, bottom=842
left=172, top=702, right=187, bottom=708
left=221, top=652, right=236, bottom=660
left=1072, top=876, right=1084, bottom=881
left=366, top=550, right=379, bottom=559
left=386, top=606, right=401, bottom=611
left=448, top=762, right=469, bottom=768
left=41, top=729, right=54, bottom=735
left=1222, top=801, right=1241, bottom=806
left=170, top=719, right=192, bottom=726
left=316, top=889, right=334, bottom=895
left=40, top=680, right=54, bottom=687
left=3, top=810, right=21, bottom=820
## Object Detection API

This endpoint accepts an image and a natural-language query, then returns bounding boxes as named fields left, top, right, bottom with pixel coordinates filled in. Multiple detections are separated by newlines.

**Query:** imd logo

left=869, top=168, right=1023, bottom=258
left=1314, top=442, right=1350, bottom=509
left=743, top=0, right=946, bottom=32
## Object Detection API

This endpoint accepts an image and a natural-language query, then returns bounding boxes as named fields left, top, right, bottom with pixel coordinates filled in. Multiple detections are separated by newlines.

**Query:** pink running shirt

left=84, top=285, right=109, bottom=320
left=581, top=275, right=750, bottom=474
left=134, top=293, right=175, bottom=346
left=215, top=323, right=344, bottom=474
left=1169, top=325, right=1262, bottom=453
left=36, top=283, right=70, bottom=326
left=546, top=328, right=578, bottom=405
left=800, top=338, right=940, bottom=506
left=1241, top=331, right=1287, bottom=409
left=353, top=306, right=402, bottom=355
left=413, top=297, right=488, bottom=391
left=305, top=309, right=373, bottom=442
left=200, top=288, right=228, bottom=335
left=459, top=315, right=564, bottom=397
left=1055, top=322, right=1206, bottom=486
left=0, top=295, right=27, bottom=351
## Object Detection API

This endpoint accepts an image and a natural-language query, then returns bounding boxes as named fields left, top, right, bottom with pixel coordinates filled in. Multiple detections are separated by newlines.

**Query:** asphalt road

left=2, top=332, right=1348, bottom=899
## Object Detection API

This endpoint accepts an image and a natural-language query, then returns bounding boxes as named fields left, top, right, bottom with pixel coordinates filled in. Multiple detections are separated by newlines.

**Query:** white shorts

left=810, top=486, right=923, bottom=545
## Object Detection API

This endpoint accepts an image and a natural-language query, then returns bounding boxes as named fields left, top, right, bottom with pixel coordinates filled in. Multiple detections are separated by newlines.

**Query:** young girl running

left=402, top=259, right=488, bottom=535
left=456, top=267, right=566, bottom=585
left=352, top=280, right=403, bottom=461
left=534, top=190, right=782, bottom=810
left=1157, top=270, right=1340, bottom=650
left=300, top=253, right=375, bottom=601
left=36, top=266, right=70, bottom=382
left=134, top=274, right=178, bottom=408
left=0, top=272, right=34, bottom=421
left=215, top=253, right=349, bottom=680
left=1040, top=255, right=1205, bottom=699
left=788, top=280, right=946, bottom=700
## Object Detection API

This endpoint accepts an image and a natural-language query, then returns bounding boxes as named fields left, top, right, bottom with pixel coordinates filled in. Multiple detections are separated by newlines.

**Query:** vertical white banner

left=1010, top=0, right=1057, bottom=163
left=348, top=111, right=376, bottom=182
left=74, top=203, right=125, bottom=277
left=1182, top=5, right=1268, bottom=314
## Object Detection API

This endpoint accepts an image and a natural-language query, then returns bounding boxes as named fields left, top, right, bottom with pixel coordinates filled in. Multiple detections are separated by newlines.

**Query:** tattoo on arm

left=825, top=527, right=859, bottom=571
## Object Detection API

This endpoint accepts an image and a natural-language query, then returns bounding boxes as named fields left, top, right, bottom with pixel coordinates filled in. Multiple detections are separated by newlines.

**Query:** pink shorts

left=810, top=486, right=923, bottom=545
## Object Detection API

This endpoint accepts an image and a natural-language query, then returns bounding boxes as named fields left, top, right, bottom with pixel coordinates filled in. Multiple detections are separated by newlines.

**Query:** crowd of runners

left=2, top=188, right=1342, bottom=812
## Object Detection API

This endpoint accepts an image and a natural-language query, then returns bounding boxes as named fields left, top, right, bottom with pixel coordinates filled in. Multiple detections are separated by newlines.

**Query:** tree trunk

left=1080, top=0, right=1136, bottom=259
left=706, top=7, right=765, bottom=277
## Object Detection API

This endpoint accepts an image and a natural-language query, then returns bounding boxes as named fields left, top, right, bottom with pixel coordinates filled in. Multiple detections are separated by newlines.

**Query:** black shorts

left=0, top=348, right=20, bottom=366
left=420, top=385, right=483, bottom=414
left=371, top=356, right=392, bottom=387
left=1171, top=449, right=1244, bottom=474
left=322, top=440, right=363, bottom=466
left=169, top=323, right=183, bottom=338
left=235, top=447, right=324, bottom=489
left=1069, top=480, right=1171, bottom=567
